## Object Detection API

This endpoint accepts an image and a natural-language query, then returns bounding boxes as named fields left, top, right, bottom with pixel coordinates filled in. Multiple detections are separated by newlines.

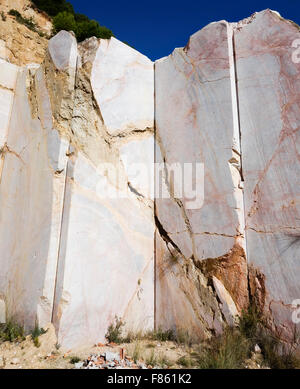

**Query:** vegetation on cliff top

left=8, top=9, right=47, bottom=37
left=32, top=0, right=113, bottom=41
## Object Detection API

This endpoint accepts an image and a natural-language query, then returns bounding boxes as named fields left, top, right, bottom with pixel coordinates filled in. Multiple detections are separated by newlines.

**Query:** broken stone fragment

left=48, top=30, right=77, bottom=71
left=91, top=37, right=154, bottom=135
left=0, top=59, right=18, bottom=150
left=254, top=344, right=261, bottom=354
left=0, top=58, right=19, bottom=90
left=105, top=351, right=121, bottom=362
left=74, top=361, right=84, bottom=369
left=212, top=276, right=239, bottom=326
left=0, top=299, right=5, bottom=323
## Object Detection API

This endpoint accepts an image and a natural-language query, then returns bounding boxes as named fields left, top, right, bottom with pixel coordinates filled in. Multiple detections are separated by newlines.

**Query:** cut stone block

left=48, top=30, right=77, bottom=71
left=0, top=59, right=18, bottom=90
left=154, top=20, right=248, bottom=336
left=213, top=276, right=239, bottom=326
left=0, top=67, right=69, bottom=329
left=91, top=37, right=154, bottom=135
left=52, top=153, right=154, bottom=349
left=235, top=9, right=300, bottom=341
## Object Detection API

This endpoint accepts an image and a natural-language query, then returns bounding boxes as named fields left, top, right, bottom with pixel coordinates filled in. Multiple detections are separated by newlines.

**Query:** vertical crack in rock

left=0, top=144, right=24, bottom=164
left=0, top=60, right=19, bottom=184
left=248, top=264, right=266, bottom=314
left=25, top=60, right=71, bottom=326
left=228, top=22, right=251, bottom=311
left=154, top=63, right=157, bottom=329
left=228, top=22, right=247, bottom=249
left=128, top=182, right=144, bottom=198
left=154, top=131, right=195, bottom=257
left=154, top=215, right=183, bottom=258
left=14, top=31, right=79, bottom=328
left=26, top=67, right=39, bottom=119
left=230, top=25, right=244, bottom=182
left=51, top=146, right=71, bottom=324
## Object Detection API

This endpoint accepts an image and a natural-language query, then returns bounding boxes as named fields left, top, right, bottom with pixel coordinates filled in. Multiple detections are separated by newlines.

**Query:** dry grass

left=190, top=305, right=300, bottom=369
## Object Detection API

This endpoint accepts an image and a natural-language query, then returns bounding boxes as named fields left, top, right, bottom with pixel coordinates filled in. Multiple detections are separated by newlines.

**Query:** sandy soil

left=0, top=324, right=193, bottom=369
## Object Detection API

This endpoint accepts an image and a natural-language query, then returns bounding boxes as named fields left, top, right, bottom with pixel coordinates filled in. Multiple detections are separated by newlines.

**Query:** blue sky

left=71, top=0, right=300, bottom=60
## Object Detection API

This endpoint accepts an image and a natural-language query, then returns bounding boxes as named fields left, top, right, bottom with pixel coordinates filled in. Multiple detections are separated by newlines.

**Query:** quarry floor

left=0, top=324, right=266, bottom=370
left=0, top=330, right=191, bottom=369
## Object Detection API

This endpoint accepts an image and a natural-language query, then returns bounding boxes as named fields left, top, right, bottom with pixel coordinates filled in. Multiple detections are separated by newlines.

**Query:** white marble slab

left=91, top=37, right=154, bottom=135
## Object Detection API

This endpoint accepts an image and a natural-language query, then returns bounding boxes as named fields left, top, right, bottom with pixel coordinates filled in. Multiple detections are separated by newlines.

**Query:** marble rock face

left=91, top=37, right=154, bottom=135
left=49, top=36, right=155, bottom=349
left=0, top=65, right=69, bottom=330
left=0, top=59, right=18, bottom=150
left=52, top=153, right=154, bottom=348
left=0, top=31, right=154, bottom=349
left=154, top=20, right=248, bottom=336
left=234, top=10, right=300, bottom=341
left=0, top=10, right=299, bottom=349
left=48, top=30, right=78, bottom=71
left=154, top=10, right=300, bottom=343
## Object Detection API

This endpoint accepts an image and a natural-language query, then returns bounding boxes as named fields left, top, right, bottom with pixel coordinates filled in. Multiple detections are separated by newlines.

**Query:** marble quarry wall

left=235, top=11, right=300, bottom=342
left=155, top=20, right=248, bottom=339
left=155, top=10, right=300, bottom=344
left=0, top=9, right=299, bottom=348
left=0, top=31, right=154, bottom=349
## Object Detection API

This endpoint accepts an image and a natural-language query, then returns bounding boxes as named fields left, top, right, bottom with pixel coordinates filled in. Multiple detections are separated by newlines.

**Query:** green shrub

left=70, top=356, right=81, bottom=364
left=53, top=11, right=113, bottom=42
left=74, top=13, right=90, bottom=23
left=105, top=316, right=124, bottom=344
left=239, top=303, right=261, bottom=341
left=76, top=20, right=113, bottom=42
left=31, top=324, right=47, bottom=348
left=8, top=9, right=21, bottom=18
left=0, top=321, right=25, bottom=343
left=53, top=11, right=77, bottom=33
left=147, top=328, right=175, bottom=342
left=32, top=0, right=74, bottom=17
left=33, top=1, right=115, bottom=43
left=8, top=9, right=38, bottom=33
left=123, top=327, right=178, bottom=343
